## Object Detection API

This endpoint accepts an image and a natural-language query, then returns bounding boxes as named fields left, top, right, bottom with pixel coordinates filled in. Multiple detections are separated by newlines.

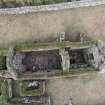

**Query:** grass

left=15, top=41, right=65, bottom=50
left=20, top=80, right=43, bottom=96
left=15, top=40, right=97, bottom=51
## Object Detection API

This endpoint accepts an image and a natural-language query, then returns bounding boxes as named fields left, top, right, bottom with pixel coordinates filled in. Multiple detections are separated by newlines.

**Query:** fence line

left=0, top=0, right=104, bottom=15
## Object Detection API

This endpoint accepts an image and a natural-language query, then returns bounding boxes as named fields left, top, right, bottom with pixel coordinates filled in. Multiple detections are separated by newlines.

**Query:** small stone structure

left=7, top=79, right=50, bottom=105
left=97, top=40, right=105, bottom=73
left=57, top=32, right=65, bottom=42
left=84, top=45, right=100, bottom=68
left=60, top=49, right=70, bottom=72
left=79, top=34, right=92, bottom=42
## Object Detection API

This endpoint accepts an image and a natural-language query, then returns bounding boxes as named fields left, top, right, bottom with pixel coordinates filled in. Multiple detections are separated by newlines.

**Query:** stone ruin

left=97, top=40, right=105, bottom=73
left=7, top=79, right=51, bottom=105
left=6, top=40, right=105, bottom=77
left=6, top=47, right=26, bottom=79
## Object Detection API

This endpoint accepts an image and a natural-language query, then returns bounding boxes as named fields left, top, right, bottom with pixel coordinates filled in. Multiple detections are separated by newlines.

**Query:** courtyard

left=22, top=49, right=62, bottom=72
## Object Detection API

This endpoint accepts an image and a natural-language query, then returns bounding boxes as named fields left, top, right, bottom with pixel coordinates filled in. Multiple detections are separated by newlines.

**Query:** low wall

left=0, top=0, right=105, bottom=15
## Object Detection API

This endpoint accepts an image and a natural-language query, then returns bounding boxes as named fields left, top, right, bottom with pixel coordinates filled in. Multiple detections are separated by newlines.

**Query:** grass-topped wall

left=15, top=40, right=97, bottom=51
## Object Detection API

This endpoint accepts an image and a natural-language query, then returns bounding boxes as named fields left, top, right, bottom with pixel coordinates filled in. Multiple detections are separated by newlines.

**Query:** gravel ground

left=0, top=5, right=105, bottom=47
left=46, top=73, right=105, bottom=105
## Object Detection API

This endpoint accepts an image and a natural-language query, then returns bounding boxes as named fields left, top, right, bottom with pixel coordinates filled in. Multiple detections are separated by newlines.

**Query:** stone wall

left=0, top=0, right=104, bottom=15
left=59, top=49, right=70, bottom=71
left=7, top=79, right=13, bottom=99
left=84, top=45, right=100, bottom=68
left=6, top=47, right=26, bottom=79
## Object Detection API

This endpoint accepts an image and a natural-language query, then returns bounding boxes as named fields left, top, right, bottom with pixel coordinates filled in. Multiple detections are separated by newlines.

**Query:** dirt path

left=0, top=5, right=105, bottom=47
left=46, top=73, right=105, bottom=105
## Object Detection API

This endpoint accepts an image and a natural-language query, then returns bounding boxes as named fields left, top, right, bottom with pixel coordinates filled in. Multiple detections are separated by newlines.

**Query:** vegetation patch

left=0, top=0, right=68, bottom=8
left=15, top=42, right=65, bottom=50
left=15, top=41, right=97, bottom=51
left=20, top=80, right=44, bottom=96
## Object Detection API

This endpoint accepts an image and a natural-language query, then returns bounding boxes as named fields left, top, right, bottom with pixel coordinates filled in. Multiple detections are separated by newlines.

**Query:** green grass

left=20, top=81, right=43, bottom=96
left=15, top=40, right=97, bottom=51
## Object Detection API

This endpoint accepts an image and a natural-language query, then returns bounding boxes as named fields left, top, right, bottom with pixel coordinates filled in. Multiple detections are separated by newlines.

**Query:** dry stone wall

left=0, top=0, right=104, bottom=15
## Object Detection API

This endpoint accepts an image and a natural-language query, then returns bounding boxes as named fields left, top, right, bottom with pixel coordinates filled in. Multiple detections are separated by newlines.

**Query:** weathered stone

left=6, top=46, right=17, bottom=79
left=12, top=52, right=26, bottom=73
left=97, top=40, right=105, bottom=55
left=59, top=49, right=70, bottom=71
left=7, top=79, right=13, bottom=99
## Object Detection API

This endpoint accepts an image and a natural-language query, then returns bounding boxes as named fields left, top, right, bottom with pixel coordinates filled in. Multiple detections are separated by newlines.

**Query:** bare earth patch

left=46, top=73, right=105, bottom=105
